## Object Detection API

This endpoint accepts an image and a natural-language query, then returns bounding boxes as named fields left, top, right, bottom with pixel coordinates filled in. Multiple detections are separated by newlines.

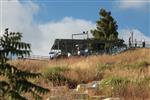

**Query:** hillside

left=10, top=48, right=150, bottom=100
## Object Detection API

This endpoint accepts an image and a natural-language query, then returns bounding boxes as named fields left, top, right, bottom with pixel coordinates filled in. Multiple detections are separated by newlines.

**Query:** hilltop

left=10, top=48, right=150, bottom=100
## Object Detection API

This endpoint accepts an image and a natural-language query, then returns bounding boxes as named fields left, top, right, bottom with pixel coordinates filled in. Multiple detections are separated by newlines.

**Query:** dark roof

left=51, top=38, right=125, bottom=51
left=51, top=39, right=88, bottom=51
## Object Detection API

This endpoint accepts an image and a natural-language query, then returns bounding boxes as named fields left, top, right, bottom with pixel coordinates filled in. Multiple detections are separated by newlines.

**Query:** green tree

left=0, top=28, right=49, bottom=100
left=91, top=8, right=118, bottom=40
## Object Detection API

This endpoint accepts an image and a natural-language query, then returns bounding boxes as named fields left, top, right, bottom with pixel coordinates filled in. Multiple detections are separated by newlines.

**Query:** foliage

left=95, top=64, right=111, bottom=80
left=99, top=76, right=150, bottom=98
left=6, top=48, right=150, bottom=99
left=43, top=66, right=77, bottom=89
left=0, top=29, right=49, bottom=100
left=100, top=76, right=130, bottom=97
left=91, top=8, right=118, bottom=40
left=90, top=8, right=122, bottom=53
left=123, top=60, right=149, bottom=70
left=43, top=66, right=70, bottom=78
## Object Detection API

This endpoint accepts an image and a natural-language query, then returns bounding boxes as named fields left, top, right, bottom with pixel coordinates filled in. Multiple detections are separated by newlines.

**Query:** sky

left=0, top=0, right=150, bottom=56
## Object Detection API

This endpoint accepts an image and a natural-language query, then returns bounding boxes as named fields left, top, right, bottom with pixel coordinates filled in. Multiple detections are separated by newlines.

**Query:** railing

left=111, top=41, right=150, bottom=55
left=18, top=41, right=150, bottom=60
left=127, top=41, right=150, bottom=48
left=20, top=55, right=50, bottom=61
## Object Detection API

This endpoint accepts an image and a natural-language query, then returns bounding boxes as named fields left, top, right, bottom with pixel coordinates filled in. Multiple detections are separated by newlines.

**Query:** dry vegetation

left=9, top=48, right=150, bottom=100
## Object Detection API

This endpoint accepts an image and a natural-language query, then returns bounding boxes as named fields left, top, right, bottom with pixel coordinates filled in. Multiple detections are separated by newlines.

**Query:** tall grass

left=9, top=48, right=150, bottom=99
left=99, top=76, right=150, bottom=99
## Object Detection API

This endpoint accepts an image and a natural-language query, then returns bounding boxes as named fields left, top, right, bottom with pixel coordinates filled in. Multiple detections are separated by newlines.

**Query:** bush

left=95, top=64, right=111, bottom=80
left=43, top=66, right=77, bottom=89
left=137, top=60, right=149, bottom=67
left=99, top=76, right=130, bottom=97
left=99, top=76, right=150, bottom=99
left=43, top=66, right=70, bottom=77
left=123, top=60, right=149, bottom=70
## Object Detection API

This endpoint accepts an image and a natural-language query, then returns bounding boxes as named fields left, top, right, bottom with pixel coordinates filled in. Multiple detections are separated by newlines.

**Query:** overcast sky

left=0, top=0, right=150, bottom=56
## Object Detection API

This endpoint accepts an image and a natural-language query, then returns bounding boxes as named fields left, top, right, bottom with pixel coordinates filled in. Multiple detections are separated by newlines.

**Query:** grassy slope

left=10, top=48, right=150, bottom=99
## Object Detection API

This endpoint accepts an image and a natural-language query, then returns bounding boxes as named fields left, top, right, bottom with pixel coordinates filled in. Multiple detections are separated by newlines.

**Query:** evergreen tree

left=91, top=8, right=118, bottom=40
left=0, top=29, right=49, bottom=100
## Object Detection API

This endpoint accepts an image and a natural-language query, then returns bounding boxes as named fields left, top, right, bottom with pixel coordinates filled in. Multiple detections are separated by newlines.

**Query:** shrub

left=137, top=60, right=149, bottom=68
left=0, top=29, right=49, bottom=100
left=99, top=76, right=130, bottom=97
left=123, top=60, right=149, bottom=70
left=99, top=76, right=150, bottom=99
left=43, top=66, right=77, bottom=89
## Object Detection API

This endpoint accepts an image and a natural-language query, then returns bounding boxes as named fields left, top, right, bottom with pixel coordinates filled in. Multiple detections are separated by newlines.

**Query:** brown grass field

left=10, top=48, right=150, bottom=100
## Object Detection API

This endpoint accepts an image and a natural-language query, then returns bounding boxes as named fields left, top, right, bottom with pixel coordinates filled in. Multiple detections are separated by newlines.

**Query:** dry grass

left=9, top=48, right=150, bottom=99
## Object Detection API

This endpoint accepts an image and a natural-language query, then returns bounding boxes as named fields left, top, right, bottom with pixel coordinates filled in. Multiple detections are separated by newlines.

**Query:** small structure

left=51, top=39, right=88, bottom=55
left=51, top=38, right=125, bottom=56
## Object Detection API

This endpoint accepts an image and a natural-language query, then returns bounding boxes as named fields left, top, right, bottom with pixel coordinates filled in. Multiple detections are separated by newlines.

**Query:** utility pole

left=131, top=32, right=134, bottom=44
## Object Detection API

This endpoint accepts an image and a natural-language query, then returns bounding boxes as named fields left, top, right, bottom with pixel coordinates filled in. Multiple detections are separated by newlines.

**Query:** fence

left=21, top=55, right=50, bottom=61
left=127, top=41, right=150, bottom=48
left=19, top=41, right=150, bottom=60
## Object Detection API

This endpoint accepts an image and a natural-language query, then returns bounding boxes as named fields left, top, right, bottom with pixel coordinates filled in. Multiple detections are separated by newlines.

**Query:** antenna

left=72, top=31, right=89, bottom=39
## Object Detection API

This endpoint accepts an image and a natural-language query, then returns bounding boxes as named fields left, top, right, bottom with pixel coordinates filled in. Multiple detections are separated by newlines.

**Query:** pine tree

left=91, top=8, right=118, bottom=40
left=0, top=28, right=49, bottom=100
